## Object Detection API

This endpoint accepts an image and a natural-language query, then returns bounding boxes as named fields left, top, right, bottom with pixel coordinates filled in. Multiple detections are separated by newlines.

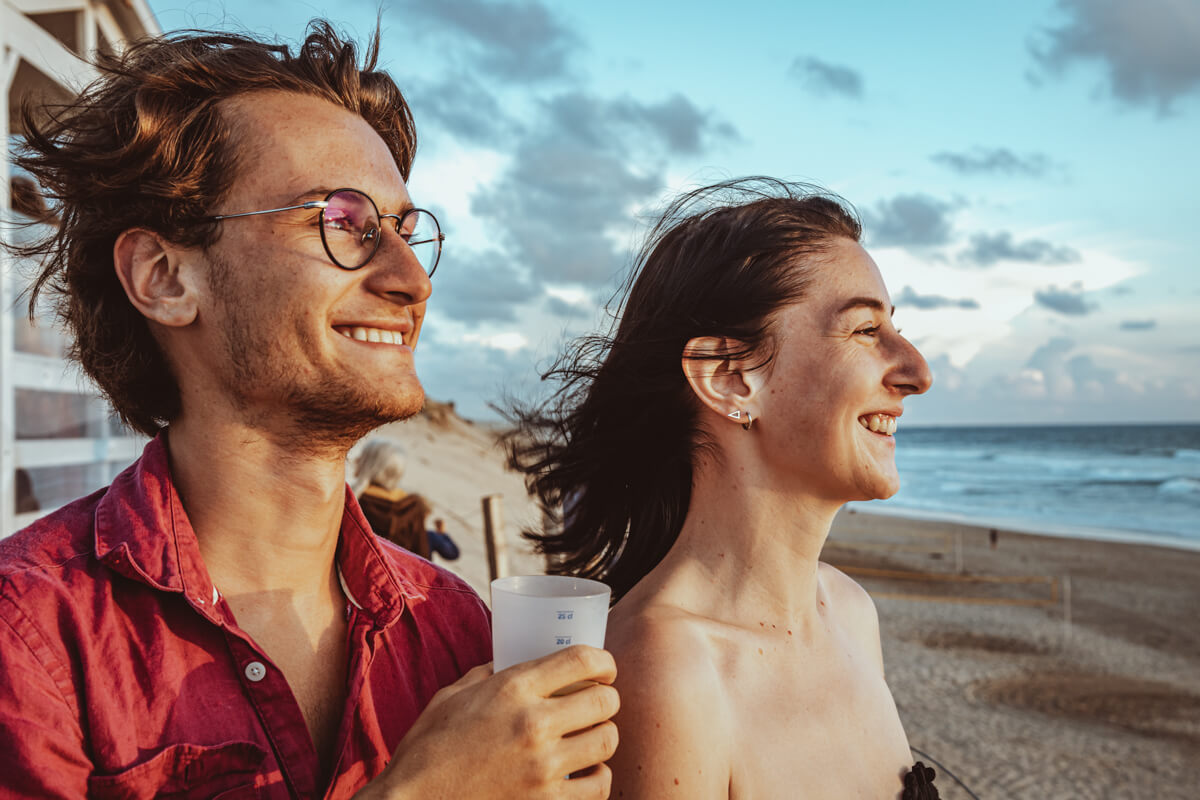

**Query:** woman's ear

left=113, top=228, right=200, bottom=328
left=682, top=336, right=764, bottom=427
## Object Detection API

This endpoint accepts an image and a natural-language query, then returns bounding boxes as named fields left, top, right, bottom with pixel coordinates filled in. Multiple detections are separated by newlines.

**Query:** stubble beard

left=210, top=255, right=424, bottom=458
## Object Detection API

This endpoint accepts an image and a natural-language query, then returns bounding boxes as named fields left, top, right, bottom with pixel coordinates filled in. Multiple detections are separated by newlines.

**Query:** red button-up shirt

left=0, top=436, right=492, bottom=799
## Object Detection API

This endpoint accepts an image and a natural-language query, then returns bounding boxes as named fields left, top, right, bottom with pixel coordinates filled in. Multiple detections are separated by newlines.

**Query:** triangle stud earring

left=727, top=410, right=742, bottom=420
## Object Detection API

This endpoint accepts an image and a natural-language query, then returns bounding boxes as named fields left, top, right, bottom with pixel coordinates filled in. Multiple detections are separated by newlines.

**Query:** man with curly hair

left=0, top=22, right=618, bottom=799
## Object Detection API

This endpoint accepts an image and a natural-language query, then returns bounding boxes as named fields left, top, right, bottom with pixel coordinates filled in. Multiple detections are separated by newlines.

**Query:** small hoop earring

left=741, top=411, right=754, bottom=431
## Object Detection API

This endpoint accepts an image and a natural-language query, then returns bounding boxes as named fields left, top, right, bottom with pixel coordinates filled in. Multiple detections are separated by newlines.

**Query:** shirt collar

left=93, top=433, right=426, bottom=628
left=338, top=488, right=428, bottom=625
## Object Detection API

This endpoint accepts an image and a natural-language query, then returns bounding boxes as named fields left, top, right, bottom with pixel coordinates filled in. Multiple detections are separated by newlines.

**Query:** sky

left=148, top=0, right=1200, bottom=426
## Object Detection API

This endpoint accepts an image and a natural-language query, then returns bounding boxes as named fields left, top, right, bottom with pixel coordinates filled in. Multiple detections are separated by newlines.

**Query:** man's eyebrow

left=288, top=188, right=333, bottom=205
left=286, top=188, right=416, bottom=213
left=836, top=297, right=896, bottom=316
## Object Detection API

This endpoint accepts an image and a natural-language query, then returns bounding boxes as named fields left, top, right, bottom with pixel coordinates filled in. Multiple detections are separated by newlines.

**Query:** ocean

left=853, top=424, right=1200, bottom=549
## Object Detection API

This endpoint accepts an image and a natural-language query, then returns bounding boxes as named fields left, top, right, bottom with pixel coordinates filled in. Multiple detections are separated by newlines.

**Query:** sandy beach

left=377, top=404, right=1200, bottom=799
left=825, top=509, right=1200, bottom=799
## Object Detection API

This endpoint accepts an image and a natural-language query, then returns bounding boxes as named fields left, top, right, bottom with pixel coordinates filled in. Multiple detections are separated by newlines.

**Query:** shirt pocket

left=87, top=740, right=268, bottom=800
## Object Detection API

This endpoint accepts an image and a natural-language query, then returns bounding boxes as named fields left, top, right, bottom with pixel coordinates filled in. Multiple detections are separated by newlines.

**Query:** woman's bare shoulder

left=607, top=602, right=729, bottom=711
left=609, top=600, right=715, bottom=656
left=606, top=603, right=734, bottom=797
left=818, top=561, right=885, bottom=673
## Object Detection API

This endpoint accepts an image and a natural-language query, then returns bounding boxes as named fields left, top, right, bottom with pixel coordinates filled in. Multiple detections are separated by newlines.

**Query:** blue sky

left=150, top=0, right=1200, bottom=425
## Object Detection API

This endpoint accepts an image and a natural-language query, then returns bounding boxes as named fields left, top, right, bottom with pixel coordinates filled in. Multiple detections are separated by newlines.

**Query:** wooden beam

left=11, top=352, right=93, bottom=394
left=2, top=48, right=19, bottom=92
left=15, top=437, right=142, bottom=469
left=77, top=4, right=96, bottom=60
left=7, top=0, right=88, bottom=14
left=93, top=2, right=123, bottom=53
left=0, top=2, right=95, bottom=93
left=482, top=494, right=509, bottom=582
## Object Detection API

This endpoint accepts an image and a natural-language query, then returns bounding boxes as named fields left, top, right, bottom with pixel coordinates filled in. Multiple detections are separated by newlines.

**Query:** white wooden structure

left=1, top=0, right=159, bottom=536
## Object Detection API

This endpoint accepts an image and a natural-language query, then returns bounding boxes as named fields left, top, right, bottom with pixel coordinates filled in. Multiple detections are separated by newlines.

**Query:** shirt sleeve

left=0, top=593, right=92, bottom=798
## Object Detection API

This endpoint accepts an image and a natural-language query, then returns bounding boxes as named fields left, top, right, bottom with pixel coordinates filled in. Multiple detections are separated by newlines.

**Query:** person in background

left=0, top=21, right=618, bottom=799
left=508, top=178, right=937, bottom=799
left=14, top=468, right=40, bottom=514
left=352, top=439, right=433, bottom=559
left=427, top=518, right=460, bottom=561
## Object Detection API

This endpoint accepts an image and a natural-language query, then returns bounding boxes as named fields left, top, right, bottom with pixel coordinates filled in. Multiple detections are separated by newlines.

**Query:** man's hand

left=361, top=645, right=619, bottom=800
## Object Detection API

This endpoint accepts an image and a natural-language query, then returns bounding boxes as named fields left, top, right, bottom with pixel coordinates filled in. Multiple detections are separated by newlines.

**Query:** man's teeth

left=339, top=327, right=404, bottom=345
left=858, top=414, right=897, bottom=436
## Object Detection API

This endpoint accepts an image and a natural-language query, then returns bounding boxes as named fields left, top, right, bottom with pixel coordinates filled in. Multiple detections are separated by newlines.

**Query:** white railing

left=1, top=0, right=158, bottom=537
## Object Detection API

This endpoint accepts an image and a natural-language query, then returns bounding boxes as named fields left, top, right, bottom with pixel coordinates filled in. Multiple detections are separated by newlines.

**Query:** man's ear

left=681, top=336, right=764, bottom=425
left=113, top=228, right=200, bottom=328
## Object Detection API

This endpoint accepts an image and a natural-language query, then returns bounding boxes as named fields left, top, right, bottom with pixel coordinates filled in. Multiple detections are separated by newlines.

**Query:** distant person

left=353, top=439, right=433, bottom=558
left=14, top=468, right=39, bottom=514
left=0, top=21, right=618, bottom=798
left=509, top=178, right=938, bottom=798
left=427, top=517, right=461, bottom=561
left=9, top=174, right=55, bottom=223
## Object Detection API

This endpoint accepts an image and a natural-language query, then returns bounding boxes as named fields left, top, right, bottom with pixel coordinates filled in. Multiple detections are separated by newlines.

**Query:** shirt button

left=244, top=661, right=267, bottom=682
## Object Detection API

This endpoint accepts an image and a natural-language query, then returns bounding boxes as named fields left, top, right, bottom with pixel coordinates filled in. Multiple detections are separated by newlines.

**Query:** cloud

left=1033, top=282, right=1096, bottom=315
left=1119, top=319, right=1157, bottom=331
left=471, top=134, right=662, bottom=285
left=1029, top=0, right=1200, bottom=113
left=404, top=72, right=522, bottom=146
left=544, top=294, right=591, bottom=318
left=788, top=56, right=864, bottom=98
left=957, top=231, right=1081, bottom=267
left=930, top=147, right=1057, bottom=178
left=397, top=0, right=580, bottom=81
left=542, top=91, right=738, bottom=156
left=895, top=285, right=980, bottom=310
left=1023, top=336, right=1077, bottom=397
left=1066, top=353, right=1117, bottom=393
left=468, top=88, right=734, bottom=287
left=861, top=194, right=956, bottom=248
left=611, top=94, right=740, bottom=155
left=418, top=336, right=541, bottom=420
left=1026, top=336, right=1075, bottom=371
left=431, top=249, right=542, bottom=325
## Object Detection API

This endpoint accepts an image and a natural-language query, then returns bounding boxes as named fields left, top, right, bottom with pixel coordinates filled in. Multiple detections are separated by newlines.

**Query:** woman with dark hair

left=508, top=178, right=938, bottom=798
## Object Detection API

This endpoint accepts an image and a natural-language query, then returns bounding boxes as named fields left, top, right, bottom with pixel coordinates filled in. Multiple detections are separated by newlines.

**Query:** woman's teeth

left=858, top=414, right=897, bottom=436
left=339, top=326, right=404, bottom=345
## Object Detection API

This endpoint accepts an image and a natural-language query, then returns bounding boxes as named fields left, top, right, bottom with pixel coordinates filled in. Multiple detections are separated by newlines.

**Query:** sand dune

left=361, top=400, right=547, bottom=597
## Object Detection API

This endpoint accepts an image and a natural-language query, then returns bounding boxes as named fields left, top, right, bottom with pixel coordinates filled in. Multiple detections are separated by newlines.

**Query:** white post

left=1, top=39, right=16, bottom=538
left=78, top=5, right=98, bottom=62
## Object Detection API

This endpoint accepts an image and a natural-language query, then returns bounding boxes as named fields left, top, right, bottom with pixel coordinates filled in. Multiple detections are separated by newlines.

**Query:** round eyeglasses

left=207, top=188, right=444, bottom=276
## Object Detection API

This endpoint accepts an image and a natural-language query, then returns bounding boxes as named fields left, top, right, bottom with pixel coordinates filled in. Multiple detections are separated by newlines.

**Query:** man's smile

left=334, top=325, right=411, bottom=346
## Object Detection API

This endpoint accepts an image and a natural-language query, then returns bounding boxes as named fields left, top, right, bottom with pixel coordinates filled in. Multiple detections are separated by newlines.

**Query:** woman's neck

left=627, top=451, right=843, bottom=629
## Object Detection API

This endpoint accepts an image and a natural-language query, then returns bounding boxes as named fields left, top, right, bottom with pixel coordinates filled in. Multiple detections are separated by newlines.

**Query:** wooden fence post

left=1062, top=573, right=1072, bottom=641
left=482, top=494, right=508, bottom=582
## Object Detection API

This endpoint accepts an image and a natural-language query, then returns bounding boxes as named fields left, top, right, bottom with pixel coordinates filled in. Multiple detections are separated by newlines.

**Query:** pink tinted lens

left=322, top=190, right=379, bottom=268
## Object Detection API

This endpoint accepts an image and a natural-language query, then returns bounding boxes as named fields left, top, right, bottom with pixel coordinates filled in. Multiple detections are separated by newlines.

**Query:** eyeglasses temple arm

left=209, top=200, right=327, bottom=221
left=407, top=234, right=446, bottom=246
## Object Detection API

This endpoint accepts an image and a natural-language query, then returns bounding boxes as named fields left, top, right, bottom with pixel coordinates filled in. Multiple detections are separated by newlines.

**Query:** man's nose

left=368, top=229, right=433, bottom=305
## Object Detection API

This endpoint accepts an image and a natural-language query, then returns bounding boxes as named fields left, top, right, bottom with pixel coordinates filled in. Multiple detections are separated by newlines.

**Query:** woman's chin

left=852, top=474, right=900, bottom=502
